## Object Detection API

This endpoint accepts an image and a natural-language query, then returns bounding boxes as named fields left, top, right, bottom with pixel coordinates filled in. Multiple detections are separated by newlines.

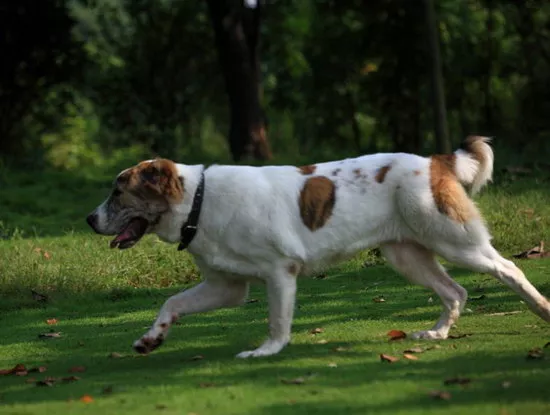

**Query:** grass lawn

left=0, top=165, right=549, bottom=414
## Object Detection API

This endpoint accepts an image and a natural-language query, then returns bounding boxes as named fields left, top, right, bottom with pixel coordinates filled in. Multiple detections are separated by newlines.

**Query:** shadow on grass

left=1, top=264, right=549, bottom=412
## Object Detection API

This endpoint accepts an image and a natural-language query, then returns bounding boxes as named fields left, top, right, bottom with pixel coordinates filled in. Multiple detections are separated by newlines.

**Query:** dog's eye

left=112, top=189, right=122, bottom=197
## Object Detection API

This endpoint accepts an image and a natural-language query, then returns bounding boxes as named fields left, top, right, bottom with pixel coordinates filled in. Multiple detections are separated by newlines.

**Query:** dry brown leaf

left=380, top=353, right=399, bottom=363
left=68, top=366, right=86, bottom=373
left=43, top=251, right=52, bottom=260
left=38, top=332, right=61, bottom=339
left=281, top=377, right=306, bottom=385
left=36, top=377, right=57, bottom=387
left=80, top=395, right=94, bottom=403
left=429, top=390, right=451, bottom=400
left=444, top=377, right=471, bottom=386
left=372, top=296, right=386, bottom=303
left=512, top=241, right=550, bottom=259
left=403, top=353, right=418, bottom=360
left=15, top=370, right=28, bottom=376
left=109, top=352, right=123, bottom=359
left=189, top=355, right=204, bottom=361
left=404, top=347, right=424, bottom=354
left=1, top=363, right=27, bottom=376
left=526, top=348, right=544, bottom=360
left=387, top=330, right=407, bottom=341
left=310, top=327, right=324, bottom=335
left=46, top=319, right=58, bottom=325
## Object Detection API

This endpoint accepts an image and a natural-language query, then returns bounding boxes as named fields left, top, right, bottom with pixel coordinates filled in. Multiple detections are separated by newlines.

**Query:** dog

left=87, top=136, right=550, bottom=358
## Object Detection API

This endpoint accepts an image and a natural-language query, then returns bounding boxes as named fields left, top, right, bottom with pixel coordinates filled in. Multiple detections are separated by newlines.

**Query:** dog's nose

left=86, top=213, right=98, bottom=231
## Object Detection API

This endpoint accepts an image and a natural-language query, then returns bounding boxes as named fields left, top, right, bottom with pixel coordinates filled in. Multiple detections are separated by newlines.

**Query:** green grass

left=0, top=166, right=549, bottom=414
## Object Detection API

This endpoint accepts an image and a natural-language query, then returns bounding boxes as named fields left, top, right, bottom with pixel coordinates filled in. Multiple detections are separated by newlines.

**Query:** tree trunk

left=424, top=0, right=451, bottom=153
left=206, top=0, right=272, bottom=161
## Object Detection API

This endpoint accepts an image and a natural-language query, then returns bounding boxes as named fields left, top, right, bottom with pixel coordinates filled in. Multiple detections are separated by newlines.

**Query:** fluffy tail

left=453, top=136, right=494, bottom=195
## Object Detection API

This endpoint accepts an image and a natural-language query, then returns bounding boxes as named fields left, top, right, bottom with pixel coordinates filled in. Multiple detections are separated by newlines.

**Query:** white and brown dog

left=87, top=136, right=550, bottom=358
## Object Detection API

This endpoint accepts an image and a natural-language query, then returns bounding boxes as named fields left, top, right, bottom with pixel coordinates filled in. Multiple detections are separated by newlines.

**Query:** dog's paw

left=235, top=339, right=288, bottom=358
left=133, top=335, right=165, bottom=354
left=410, top=330, right=448, bottom=340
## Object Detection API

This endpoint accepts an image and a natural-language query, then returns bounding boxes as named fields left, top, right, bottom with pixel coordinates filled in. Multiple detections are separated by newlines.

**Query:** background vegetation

left=1, top=0, right=550, bottom=171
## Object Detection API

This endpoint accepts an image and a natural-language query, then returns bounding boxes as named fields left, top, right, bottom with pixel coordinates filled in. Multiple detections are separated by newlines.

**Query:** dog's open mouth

left=110, top=217, right=149, bottom=249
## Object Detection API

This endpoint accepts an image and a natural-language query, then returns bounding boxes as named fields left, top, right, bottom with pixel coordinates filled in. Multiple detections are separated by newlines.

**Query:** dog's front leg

left=236, top=274, right=297, bottom=358
left=133, top=279, right=248, bottom=354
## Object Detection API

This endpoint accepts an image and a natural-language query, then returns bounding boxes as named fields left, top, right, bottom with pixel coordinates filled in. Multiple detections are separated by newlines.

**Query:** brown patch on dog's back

left=375, top=165, right=392, bottom=183
left=298, top=165, right=317, bottom=175
left=299, top=176, right=336, bottom=231
left=430, top=155, right=476, bottom=223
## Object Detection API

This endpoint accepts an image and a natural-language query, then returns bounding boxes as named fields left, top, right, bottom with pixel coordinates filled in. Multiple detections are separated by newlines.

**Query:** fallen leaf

left=15, top=370, right=28, bottom=376
left=36, top=377, right=57, bottom=387
left=512, top=241, right=550, bottom=259
left=403, top=353, right=418, bottom=360
left=281, top=377, right=306, bottom=385
left=380, top=354, right=399, bottom=363
left=189, top=355, right=204, bottom=361
left=372, top=296, right=386, bottom=303
left=68, top=366, right=86, bottom=373
left=1, top=363, right=27, bottom=376
left=62, top=376, right=81, bottom=382
left=444, top=377, right=471, bottom=386
left=109, top=352, right=123, bottom=359
left=43, top=251, right=52, bottom=260
left=38, top=332, right=62, bottom=339
left=80, top=395, right=94, bottom=403
left=310, top=327, right=324, bottom=335
left=46, top=319, right=58, bottom=325
left=448, top=333, right=472, bottom=339
left=404, top=347, right=424, bottom=354
left=429, top=390, right=452, bottom=400
left=526, top=348, right=544, bottom=360
left=387, top=330, right=407, bottom=341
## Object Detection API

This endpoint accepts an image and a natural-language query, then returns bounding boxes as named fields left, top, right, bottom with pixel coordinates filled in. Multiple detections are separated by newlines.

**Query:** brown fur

left=287, top=263, right=299, bottom=276
left=299, top=165, right=317, bottom=175
left=462, top=135, right=486, bottom=164
left=299, top=176, right=336, bottom=231
left=430, top=155, right=476, bottom=223
left=120, top=159, right=184, bottom=202
left=375, top=165, right=392, bottom=183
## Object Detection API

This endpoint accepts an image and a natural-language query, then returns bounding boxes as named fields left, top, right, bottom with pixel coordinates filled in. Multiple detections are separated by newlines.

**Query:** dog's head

left=86, top=159, right=184, bottom=249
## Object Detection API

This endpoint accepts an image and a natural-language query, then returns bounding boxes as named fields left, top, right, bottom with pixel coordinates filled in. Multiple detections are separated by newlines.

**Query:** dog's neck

left=153, top=164, right=205, bottom=244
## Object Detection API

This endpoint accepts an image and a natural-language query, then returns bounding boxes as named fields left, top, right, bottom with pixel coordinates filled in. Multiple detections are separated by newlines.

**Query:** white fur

left=133, top=141, right=550, bottom=357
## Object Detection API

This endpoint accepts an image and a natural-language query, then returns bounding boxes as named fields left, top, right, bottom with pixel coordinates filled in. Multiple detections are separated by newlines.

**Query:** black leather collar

left=178, top=169, right=205, bottom=251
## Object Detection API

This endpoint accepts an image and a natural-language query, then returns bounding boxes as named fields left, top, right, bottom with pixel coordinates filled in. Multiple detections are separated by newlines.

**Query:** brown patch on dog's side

left=160, top=323, right=168, bottom=329
left=375, top=165, right=392, bottom=183
left=430, top=155, right=476, bottom=223
left=299, top=176, right=336, bottom=231
left=332, top=168, right=341, bottom=177
left=461, top=136, right=486, bottom=164
left=120, top=159, right=184, bottom=202
left=413, top=170, right=421, bottom=176
left=298, top=165, right=317, bottom=175
left=171, top=314, right=179, bottom=324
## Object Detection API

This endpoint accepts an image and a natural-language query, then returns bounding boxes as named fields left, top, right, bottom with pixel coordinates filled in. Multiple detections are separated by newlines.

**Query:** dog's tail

left=453, top=136, right=494, bottom=195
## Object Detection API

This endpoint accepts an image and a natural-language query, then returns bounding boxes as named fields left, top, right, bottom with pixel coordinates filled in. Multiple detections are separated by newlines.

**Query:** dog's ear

left=122, top=159, right=184, bottom=201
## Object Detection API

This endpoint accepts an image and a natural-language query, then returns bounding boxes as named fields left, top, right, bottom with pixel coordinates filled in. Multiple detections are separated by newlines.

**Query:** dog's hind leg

left=435, top=242, right=550, bottom=323
left=133, top=275, right=249, bottom=354
left=380, top=242, right=468, bottom=340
